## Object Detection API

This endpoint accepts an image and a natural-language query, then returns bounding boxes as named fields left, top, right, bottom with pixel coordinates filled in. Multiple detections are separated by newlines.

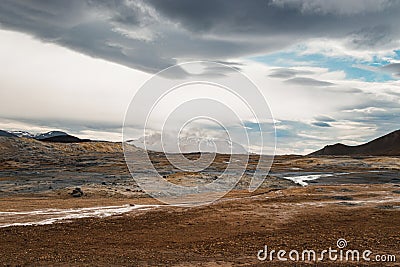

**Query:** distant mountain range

left=0, top=130, right=89, bottom=143
left=310, top=130, right=400, bottom=156
left=130, top=136, right=248, bottom=154
left=2, top=128, right=400, bottom=154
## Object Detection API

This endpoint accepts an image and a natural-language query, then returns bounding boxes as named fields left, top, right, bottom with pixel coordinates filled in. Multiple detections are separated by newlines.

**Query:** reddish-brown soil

left=1, top=184, right=399, bottom=266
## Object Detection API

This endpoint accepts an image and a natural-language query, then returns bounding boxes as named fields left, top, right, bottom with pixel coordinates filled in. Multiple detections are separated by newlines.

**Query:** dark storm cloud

left=0, top=0, right=400, bottom=73
left=284, top=77, right=335, bottom=87
left=147, top=0, right=399, bottom=35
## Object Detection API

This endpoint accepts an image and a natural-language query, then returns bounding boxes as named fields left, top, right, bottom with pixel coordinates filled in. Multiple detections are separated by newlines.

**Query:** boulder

left=70, top=187, right=84, bottom=197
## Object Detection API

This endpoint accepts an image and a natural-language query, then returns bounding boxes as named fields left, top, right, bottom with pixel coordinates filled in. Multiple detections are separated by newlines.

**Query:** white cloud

left=297, top=38, right=399, bottom=61
left=0, top=29, right=399, bottom=154
left=0, top=29, right=150, bottom=125
left=343, top=107, right=386, bottom=113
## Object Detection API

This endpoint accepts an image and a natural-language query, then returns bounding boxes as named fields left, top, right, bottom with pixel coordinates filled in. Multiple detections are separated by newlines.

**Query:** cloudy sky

left=0, top=0, right=399, bottom=154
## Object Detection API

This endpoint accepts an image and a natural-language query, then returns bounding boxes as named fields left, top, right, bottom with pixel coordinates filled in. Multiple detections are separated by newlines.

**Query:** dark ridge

left=39, top=135, right=90, bottom=143
left=309, top=130, right=400, bottom=156
left=0, top=130, right=17, bottom=137
left=35, top=131, right=68, bottom=140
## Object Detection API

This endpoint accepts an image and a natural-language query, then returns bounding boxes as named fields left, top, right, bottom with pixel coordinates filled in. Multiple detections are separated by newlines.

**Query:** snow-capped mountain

left=0, top=129, right=92, bottom=143
left=6, top=130, right=69, bottom=139
left=3, top=130, right=70, bottom=140
left=10, top=131, right=35, bottom=138
left=34, top=131, right=68, bottom=140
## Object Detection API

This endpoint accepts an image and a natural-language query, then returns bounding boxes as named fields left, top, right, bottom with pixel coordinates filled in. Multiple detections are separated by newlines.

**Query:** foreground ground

left=0, top=137, right=399, bottom=266
left=1, top=184, right=400, bottom=266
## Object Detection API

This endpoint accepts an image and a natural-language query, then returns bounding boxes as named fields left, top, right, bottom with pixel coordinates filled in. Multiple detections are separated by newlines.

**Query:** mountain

left=1, top=130, right=90, bottom=143
left=0, top=130, right=17, bottom=137
left=10, top=131, right=35, bottom=138
left=39, top=133, right=90, bottom=143
left=35, top=131, right=69, bottom=140
left=310, top=130, right=400, bottom=156
left=36, top=131, right=90, bottom=143
left=130, top=136, right=248, bottom=154
left=39, top=135, right=90, bottom=143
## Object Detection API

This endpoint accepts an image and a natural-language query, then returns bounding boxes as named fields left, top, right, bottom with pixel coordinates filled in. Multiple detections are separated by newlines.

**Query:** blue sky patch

left=251, top=49, right=399, bottom=82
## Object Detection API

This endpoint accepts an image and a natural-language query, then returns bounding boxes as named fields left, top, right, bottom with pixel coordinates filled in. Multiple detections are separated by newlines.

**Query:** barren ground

left=0, top=137, right=399, bottom=266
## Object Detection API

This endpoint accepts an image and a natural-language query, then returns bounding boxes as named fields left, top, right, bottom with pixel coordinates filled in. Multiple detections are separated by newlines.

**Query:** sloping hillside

left=310, top=130, right=400, bottom=156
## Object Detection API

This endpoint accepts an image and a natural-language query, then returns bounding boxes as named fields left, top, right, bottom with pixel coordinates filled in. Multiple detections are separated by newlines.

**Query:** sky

left=0, top=0, right=399, bottom=154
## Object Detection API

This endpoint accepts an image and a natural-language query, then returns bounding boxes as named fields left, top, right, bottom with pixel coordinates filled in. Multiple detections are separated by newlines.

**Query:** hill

left=35, top=131, right=69, bottom=140
left=39, top=135, right=90, bottom=143
left=0, top=130, right=90, bottom=143
left=310, top=130, right=400, bottom=156
left=0, top=130, right=17, bottom=137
